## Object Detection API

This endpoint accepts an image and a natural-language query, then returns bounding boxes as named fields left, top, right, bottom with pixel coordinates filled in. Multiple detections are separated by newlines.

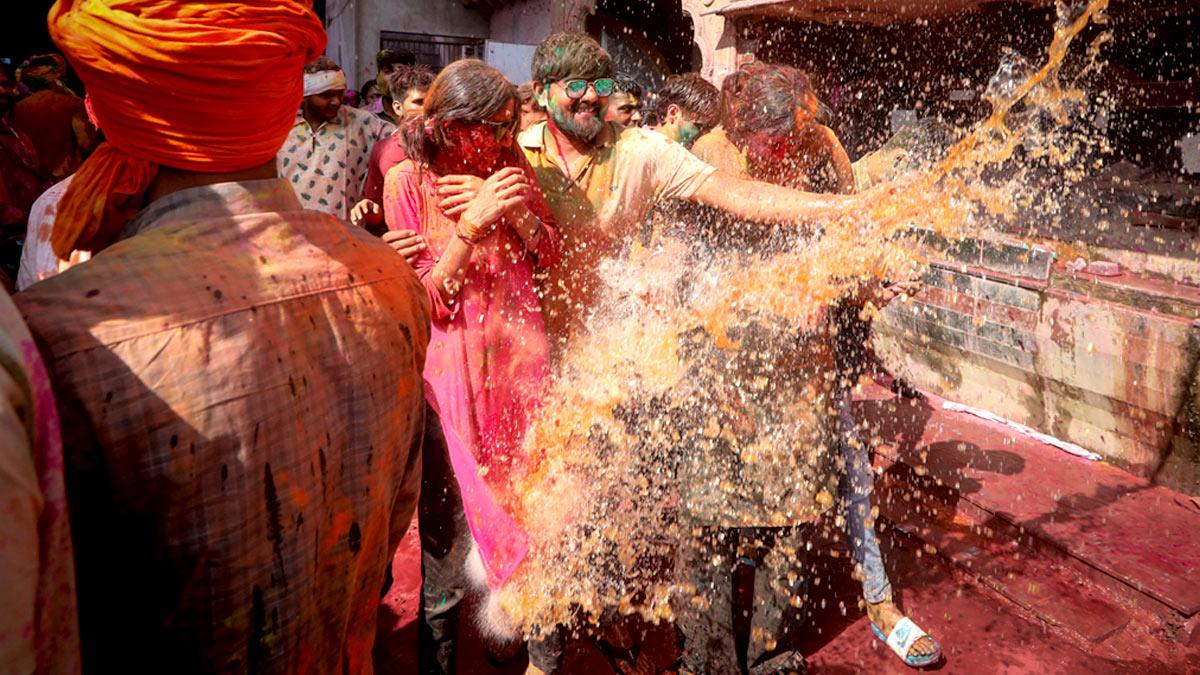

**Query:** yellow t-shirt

left=519, top=120, right=716, bottom=344
left=691, top=126, right=749, bottom=179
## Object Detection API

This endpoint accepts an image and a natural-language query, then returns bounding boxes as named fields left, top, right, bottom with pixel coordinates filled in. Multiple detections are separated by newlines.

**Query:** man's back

left=18, top=178, right=430, bottom=674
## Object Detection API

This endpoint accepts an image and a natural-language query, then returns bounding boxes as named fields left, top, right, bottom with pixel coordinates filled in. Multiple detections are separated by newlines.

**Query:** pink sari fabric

left=384, top=156, right=560, bottom=588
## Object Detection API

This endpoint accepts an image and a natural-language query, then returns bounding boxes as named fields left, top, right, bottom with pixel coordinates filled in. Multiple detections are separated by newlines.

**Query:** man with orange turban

left=16, top=2, right=431, bottom=673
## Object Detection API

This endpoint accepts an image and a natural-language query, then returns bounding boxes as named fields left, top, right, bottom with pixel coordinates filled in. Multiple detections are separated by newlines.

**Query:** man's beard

left=549, top=98, right=604, bottom=143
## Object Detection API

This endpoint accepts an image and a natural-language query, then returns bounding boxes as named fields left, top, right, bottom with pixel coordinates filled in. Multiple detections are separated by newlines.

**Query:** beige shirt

left=518, top=121, right=716, bottom=343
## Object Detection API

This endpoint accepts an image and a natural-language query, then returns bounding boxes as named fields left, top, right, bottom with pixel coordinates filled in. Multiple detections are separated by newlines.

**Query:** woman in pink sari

left=383, top=60, right=559, bottom=600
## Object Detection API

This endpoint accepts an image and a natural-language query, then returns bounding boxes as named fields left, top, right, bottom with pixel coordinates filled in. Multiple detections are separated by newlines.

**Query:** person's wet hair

left=400, top=59, right=518, bottom=165
left=376, top=48, right=415, bottom=72
left=532, top=32, right=614, bottom=84
left=645, top=73, right=720, bottom=129
left=304, top=56, right=341, bottom=74
left=613, top=76, right=642, bottom=99
left=382, top=64, right=435, bottom=106
left=723, top=63, right=817, bottom=146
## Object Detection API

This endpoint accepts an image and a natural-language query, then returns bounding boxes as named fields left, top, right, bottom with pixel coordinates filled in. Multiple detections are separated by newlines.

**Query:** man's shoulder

left=387, top=158, right=423, bottom=184
left=613, top=124, right=699, bottom=162
left=18, top=210, right=418, bottom=357
left=345, top=106, right=394, bottom=134
left=615, top=123, right=668, bottom=145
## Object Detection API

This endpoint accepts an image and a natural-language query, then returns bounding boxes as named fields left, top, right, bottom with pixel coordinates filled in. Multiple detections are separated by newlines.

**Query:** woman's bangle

left=526, top=220, right=543, bottom=250
left=456, top=215, right=483, bottom=245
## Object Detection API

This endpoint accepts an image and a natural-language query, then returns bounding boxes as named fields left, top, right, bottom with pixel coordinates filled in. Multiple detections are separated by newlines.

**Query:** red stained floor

left=374, top=383, right=1200, bottom=674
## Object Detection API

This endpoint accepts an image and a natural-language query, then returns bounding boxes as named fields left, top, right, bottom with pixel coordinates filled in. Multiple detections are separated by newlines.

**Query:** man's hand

left=436, top=174, right=486, bottom=218
left=867, top=279, right=923, bottom=307
left=350, top=199, right=384, bottom=228
left=382, top=229, right=426, bottom=265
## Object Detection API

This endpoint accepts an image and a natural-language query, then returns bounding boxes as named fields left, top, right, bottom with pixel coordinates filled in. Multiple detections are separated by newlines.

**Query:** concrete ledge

left=874, top=235, right=1200, bottom=494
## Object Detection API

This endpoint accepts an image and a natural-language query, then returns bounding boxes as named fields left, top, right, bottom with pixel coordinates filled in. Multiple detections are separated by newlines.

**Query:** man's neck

left=302, top=106, right=336, bottom=130
left=545, top=119, right=595, bottom=169
left=146, top=161, right=278, bottom=204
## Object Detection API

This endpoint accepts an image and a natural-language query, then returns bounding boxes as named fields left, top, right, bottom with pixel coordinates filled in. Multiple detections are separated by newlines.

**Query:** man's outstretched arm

left=688, top=171, right=862, bottom=231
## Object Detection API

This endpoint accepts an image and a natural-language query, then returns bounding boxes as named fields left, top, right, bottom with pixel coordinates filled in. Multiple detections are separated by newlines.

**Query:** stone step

left=877, top=466, right=1132, bottom=644
left=855, top=380, right=1200, bottom=644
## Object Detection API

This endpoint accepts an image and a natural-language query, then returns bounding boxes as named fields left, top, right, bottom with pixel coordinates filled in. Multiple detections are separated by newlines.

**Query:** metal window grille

left=380, top=31, right=485, bottom=70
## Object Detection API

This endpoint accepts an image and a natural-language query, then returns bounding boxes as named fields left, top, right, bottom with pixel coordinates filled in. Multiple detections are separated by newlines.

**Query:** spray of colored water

left=492, top=0, right=1113, bottom=638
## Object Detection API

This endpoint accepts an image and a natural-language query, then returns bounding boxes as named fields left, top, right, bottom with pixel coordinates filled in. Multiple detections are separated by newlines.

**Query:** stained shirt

left=16, top=176, right=91, bottom=291
left=363, top=131, right=407, bottom=207
left=0, top=289, right=79, bottom=675
left=17, top=178, right=430, bottom=674
left=691, top=126, right=749, bottom=179
left=518, top=120, right=715, bottom=346
left=277, top=106, right=394, bottom=221
left=383, top=156, right=560, bottom=585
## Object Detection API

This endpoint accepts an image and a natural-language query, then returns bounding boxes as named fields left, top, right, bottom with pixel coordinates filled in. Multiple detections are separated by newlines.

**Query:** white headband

left=303, top=69, right=347, bottom=97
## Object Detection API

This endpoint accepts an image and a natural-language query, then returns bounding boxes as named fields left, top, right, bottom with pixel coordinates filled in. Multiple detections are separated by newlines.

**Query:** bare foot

left=866, top=596, right=940, bottom=661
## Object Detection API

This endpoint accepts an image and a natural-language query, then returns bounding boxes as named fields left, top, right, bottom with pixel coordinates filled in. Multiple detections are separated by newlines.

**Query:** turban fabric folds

left=47, top=0, right=327, bottom=258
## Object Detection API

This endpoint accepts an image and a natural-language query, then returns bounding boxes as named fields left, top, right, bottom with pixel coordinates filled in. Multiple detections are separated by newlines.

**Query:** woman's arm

left=424, top=168, right=528, bottom=312
left=510, top=153, right=562, bottom=268
left=821, top=126, right=856, bottom=195
left=383, top=165, right=457, bottom=319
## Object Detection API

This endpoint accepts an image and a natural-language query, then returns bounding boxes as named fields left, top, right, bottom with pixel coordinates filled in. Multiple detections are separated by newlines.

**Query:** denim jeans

left=831, top=296, right=893, bottom=606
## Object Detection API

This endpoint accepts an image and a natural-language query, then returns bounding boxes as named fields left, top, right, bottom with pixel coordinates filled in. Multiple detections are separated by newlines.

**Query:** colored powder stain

left=263, top=463, right=288, bottom=589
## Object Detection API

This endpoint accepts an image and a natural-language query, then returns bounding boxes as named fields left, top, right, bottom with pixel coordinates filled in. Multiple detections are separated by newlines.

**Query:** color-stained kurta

left=278, top=106, right=394, bottom=221
left=383, top=157, right=560, bottom=586
left=16, top=176, right=91, bottom=291
left=363, top=131, right=407, bottom=207
left=18, top=178, right=430, bottom=674
left=0, top=288, right=79, bottom=675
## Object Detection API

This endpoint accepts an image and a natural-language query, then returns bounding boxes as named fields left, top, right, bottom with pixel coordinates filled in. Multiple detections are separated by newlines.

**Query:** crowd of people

left=1, top=1, right=956, bottom=673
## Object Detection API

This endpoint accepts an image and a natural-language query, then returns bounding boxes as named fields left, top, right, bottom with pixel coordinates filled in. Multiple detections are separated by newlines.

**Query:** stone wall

left=873, top=235, right=1200, bottom=494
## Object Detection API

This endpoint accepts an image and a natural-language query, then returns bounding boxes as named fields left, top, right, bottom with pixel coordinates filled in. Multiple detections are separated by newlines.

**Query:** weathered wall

left=490, top=0, right=555, bottom=45
left=326, top=0, right=490, bottom=88
left=874, top=236, right=1200, bottom=494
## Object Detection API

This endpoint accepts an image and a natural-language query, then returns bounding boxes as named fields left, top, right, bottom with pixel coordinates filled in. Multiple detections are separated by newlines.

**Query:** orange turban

left=48, top=0, right=326, bottom=258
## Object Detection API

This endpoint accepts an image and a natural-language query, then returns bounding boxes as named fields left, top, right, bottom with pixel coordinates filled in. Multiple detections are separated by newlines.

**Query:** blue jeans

left=838, top=387, right=892, bottom=604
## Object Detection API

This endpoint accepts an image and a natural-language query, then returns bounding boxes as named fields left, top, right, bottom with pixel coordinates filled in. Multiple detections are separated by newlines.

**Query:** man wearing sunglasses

left=521, top=32, right=873, bottom=350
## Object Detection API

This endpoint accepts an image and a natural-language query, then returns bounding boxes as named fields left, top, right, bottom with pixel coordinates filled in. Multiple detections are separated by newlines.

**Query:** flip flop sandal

left=870, top=616, right=943, bottom=668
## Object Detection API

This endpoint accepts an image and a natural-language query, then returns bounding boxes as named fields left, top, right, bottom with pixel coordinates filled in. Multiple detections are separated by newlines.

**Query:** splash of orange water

left=496, top=0, right=1112, bottom=634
